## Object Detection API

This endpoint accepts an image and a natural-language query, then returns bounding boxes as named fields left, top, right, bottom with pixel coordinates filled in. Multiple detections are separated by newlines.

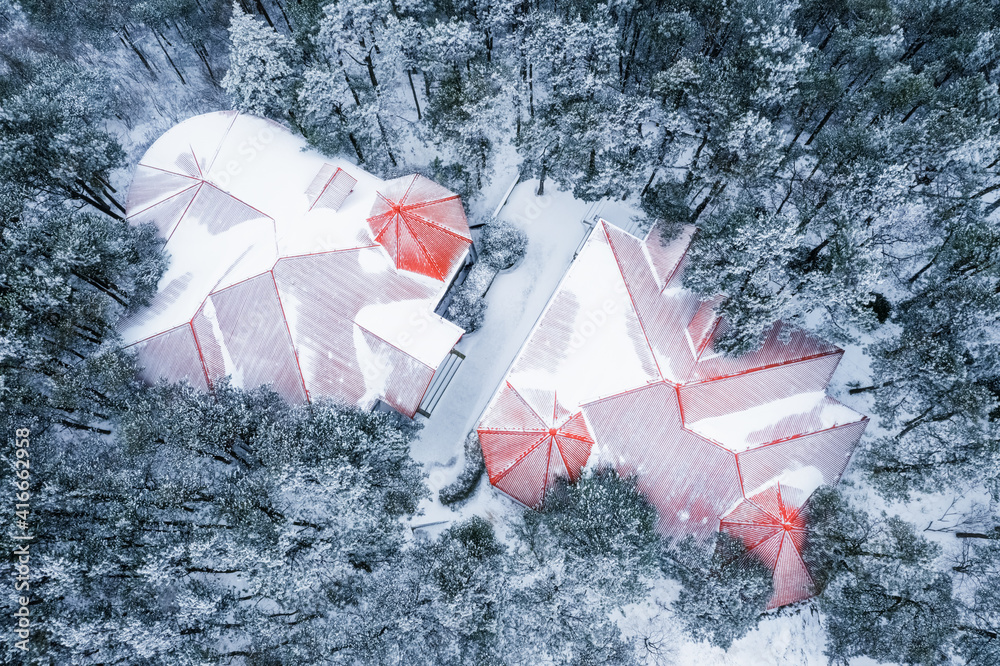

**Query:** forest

left=1, top=0, right=999, bottom=663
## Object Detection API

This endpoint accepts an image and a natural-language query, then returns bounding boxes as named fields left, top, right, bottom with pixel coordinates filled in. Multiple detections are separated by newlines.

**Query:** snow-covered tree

left=0, top=207, right=165, bottom=427
left=15, top=380, right=429, bottom=662
left=299, top=0, right=409, bottom=169
left=662, top=533, right=772, bottom=650
left=804, top=487, right=958, bottom=665
left=517, top=7, right=653, bottom=200
left=222, top=3, right=297, bottom=119
left=508, top=471, right=662, bottom=663
left=423, top=61, right=512, bottom=191
left=0, top=56, right=126, bottom=218
left=682, top=196, right=801, bottom=354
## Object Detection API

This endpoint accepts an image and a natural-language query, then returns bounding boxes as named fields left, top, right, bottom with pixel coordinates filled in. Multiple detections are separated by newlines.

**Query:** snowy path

left=411, top=180, right=591, bottom=471
left=408, top=181, right=648, bottom=532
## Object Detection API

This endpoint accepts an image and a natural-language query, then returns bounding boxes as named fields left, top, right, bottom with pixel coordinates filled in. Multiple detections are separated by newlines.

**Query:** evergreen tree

left=0, top=56, right=127, bottom=218
left=11, top=380, right=428, bottom=663
left=223, top=3, right=297, bottom=119
left=508, top=470, right=662, bottom=664
left=662, top=533, right=772, bottom=650
left=804, top=487, right=958, bottom=665
left=0, top=207, right=165, bottom=426
left=682, top=196, right=801, bottom=354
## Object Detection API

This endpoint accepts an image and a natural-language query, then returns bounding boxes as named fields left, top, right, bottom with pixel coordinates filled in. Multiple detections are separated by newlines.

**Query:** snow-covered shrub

left=444, top=222, right=526, bottom=333
left=461, top=261, right=498, bottom=296
left=445, top=288, right=487, bottom=332
left=439, top=431, right=486, bottom=506
left=445, top=262, right=496, bottom=332
left=479, top=219, right=528, bottom=270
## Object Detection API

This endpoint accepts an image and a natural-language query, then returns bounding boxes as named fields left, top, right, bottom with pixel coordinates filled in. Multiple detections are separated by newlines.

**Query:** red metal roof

left=307, top=165, right=358, bottom=212
left=121, top=112, right=467, bottom=417
left=721, top=483, right=815, bottom=609
left=367, top=174, right=472, bottom=281
left=477, top=220, right=868, bottom=607
left=479, top=383, right=594, bottom=507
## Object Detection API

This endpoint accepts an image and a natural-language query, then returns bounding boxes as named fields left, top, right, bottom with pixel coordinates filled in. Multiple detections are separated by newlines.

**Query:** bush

left=444, top=221, right=527, bottom=333
left=445, top=288, right=487, bottom=332
left=445, top=263, right=496, bottom=332
left=461, top=261, right=497, bottom=296
left=439, top=431, right=487, bottom=506
left=479, top=219, right=528, bottom=270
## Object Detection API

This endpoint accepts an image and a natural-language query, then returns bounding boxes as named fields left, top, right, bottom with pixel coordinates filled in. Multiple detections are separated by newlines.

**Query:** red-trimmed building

left=477, top=220, right=867, bottom=608
left=120, top=111, right=471, bottom=417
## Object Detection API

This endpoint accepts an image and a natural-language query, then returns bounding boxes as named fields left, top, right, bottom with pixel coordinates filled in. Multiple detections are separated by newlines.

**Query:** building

left=476, top=220, right=868, bottom=607
left=119, top=111, right=471, bottom=417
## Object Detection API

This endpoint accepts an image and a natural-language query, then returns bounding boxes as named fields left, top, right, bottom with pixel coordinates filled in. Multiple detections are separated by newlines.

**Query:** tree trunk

left=194, top=41, right=218, bottom=84
left=254, top=0, right=274, bottom=27
left=59, top=419, right=112, bottom=435
left=407, top=69, right=421, bottom=119
left=529, top=63, right=534, bottom=118
left=804, top=105, right=836, bottom=145
left=120, top=35, right=155, bottom=75
left=690, top=181, right=724, bottom=224
left=153, top=29, right=186, bottom=85
left=343, top=69, right=361, bottom=106
left=72, top=187, right=124, bottom=221
left=365, top=52, right=379, bottom=89
left=348, top=133, right=364, bottom=164
left=273, top=0, right=292, bottom=31
left=376, top=116, right=396, bottom=167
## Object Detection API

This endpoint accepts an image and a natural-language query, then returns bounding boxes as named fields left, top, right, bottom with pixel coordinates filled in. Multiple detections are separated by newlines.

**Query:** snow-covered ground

left=409, top=180, right=592, bottom=500
left=620, top=577, right=836, bottom=666
left=412, top=182, right=649, bottom=475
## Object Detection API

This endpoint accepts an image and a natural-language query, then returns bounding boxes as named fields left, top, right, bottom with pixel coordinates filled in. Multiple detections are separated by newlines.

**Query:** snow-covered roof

left=477, top=220, right=868, bottom=605
left=720, top=478, right=817, bottom=609
left=120, top=111, right=469, bottom=416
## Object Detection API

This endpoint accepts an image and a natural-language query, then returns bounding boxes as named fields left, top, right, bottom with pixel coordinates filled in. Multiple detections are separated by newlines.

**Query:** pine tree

left=804, top=487, right=958, bottom=665
left=662, top=533, right=772, bottom=650
left=301, top=0, right=408, bottom=169
left=682, top=196, right=801, bottom=355
left=0, top=207, right=165, bottom=427
left=15, top=380, right=429, bottom=662
left=0, top=56, right=126, bottom=218
left=508, top=471, right=662, bottom=664
left=222, top=3, right=297, bottom=119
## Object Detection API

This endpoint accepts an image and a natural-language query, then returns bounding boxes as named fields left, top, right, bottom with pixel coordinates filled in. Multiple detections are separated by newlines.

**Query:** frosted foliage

left=446, top=287, right=487, bottom=332
left=222, top=4, right=294, bottom=118
left=479, top=219, right=528, bottom=270
left=685, top=200, right=801, bottom=353
left=420, top=19, right=479, bottom=66
left=722, top=111, right=784, bottom=176
left=734, top=0, right=811, bottom=107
